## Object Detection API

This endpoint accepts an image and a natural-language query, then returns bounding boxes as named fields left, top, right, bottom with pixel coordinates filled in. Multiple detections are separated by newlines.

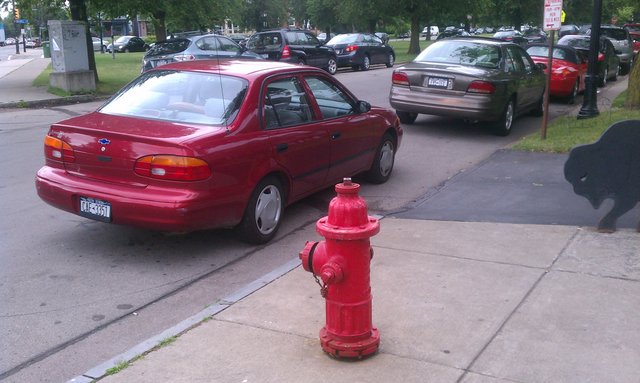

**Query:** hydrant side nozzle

left=320, top=261, right=344, bottom=285
left=299, top=241, right=320, bottom=273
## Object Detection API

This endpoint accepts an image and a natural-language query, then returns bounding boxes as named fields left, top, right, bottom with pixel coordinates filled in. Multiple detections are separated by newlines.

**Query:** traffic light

left=14, top=7, right=20, bottom=20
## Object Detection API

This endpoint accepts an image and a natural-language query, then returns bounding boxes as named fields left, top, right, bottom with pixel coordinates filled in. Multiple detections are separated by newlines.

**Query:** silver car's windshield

left=100, top=71, right=248, bottom=125
left=415, top=41, right=502, bottom=68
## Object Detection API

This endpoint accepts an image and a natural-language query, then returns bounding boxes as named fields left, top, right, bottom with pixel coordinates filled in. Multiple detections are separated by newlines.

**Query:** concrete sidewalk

left=0, top=49, right=60, bottom=105
left=75, top=218, right=640, bottom=383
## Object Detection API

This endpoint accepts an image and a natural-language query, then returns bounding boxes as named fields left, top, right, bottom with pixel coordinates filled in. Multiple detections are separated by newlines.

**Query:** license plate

left=426, top=77, right=450, bottom=89
left=79, top=197, right=112, bottom=222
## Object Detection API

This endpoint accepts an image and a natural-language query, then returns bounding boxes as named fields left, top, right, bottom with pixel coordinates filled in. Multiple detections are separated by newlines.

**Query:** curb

left=66, top=258, right=302, bottom=383
left=0, top=95, right=111, bottom=110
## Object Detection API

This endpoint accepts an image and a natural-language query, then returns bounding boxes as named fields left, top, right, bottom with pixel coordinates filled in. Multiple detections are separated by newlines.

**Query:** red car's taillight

left=345, top=45, right=358, bottom=53
left=392, top=71, right=409, bottom=86
left=281, top=45, right=291, bottom=59
left=44, top=135, right=75, bottom=162
left=134, top=155, right=211, bottom=181
left=467, top=80, right=496, bottom=94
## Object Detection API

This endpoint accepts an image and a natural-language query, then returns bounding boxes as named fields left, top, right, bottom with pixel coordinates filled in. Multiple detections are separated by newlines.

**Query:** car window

left=263, top=77, right=312, bottom=129
left=246, top=32, right=281, bottom=50
left=505, top=47, right=525, bottom=72
left=415, top=41, right=501, bottom=68
left=217, top=37, right=241, bottom=53
left=100, top=71, right=248, bottom=126
left=305, top=32, right=321, bottom=46
left=146, top=39, right=190, bottom=55
left=601, top=28, right=628, bottom=40
left=196, top=37, right=220, bottom=51
left=304, top=76, right=355, bottom=119
left=513, top=47, right=533, bottom=71
left=327, top=34, right=358, bottom=44
left=285, top=32, right=308, bottom=45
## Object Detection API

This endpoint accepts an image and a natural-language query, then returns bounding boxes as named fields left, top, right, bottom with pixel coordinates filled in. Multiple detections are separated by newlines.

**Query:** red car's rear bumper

left=35, top=166, right=243, bottom=232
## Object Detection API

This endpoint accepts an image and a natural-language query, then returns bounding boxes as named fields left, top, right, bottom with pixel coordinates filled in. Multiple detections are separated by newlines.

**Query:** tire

left=611, top=65, right=619, bottom=81
left=493, top=98, right=515, bottom=136
left=386, top=53, right=395, bottom=68
left=566, top=80, right=579, bottom=104
left=236, top=176, right=284, bottom=244
left=396, top=110, right=418, bottom=124
left=361, top=55, right=371, bottom=71
left=366, top=133, right=396, bottom=184
left=326, top=57, right=337, bottom=75
left=599, top=67, right=608, bottom=87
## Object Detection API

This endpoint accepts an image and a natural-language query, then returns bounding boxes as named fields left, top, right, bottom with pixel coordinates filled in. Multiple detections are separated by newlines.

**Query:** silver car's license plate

left=426, top=77, right=450, bottom=89
left=79, top=196, right=112, bottom=222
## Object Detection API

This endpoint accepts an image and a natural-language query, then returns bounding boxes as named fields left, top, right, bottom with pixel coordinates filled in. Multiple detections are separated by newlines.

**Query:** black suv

left=245, top=28, right=338, bottom=74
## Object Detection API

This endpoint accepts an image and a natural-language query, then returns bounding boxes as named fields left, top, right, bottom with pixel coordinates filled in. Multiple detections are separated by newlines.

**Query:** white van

left=421, top=26, right=440, bottom=39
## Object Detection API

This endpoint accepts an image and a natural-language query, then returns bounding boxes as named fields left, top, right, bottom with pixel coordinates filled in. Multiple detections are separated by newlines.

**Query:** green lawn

left=389, top=39, right=431, bottom=63
left=513, top=91, right=640, bottom=153
left=34, top=52, right=145, bottom=95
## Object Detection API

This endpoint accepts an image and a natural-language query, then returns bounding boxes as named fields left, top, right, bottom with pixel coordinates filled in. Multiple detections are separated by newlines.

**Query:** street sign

left=15, top=19, right=28, bottom=24
left=543, top=0, right=563, bottom=31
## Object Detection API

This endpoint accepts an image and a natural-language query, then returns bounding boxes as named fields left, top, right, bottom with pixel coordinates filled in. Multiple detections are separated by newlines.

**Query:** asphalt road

left=0, top=64, right=612, bottom=382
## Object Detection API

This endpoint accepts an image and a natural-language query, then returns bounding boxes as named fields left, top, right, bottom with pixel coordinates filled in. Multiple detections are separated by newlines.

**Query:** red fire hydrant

left=299, top=178, right=380, bottom=358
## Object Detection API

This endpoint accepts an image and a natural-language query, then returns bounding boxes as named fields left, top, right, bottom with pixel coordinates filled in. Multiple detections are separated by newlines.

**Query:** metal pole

left=12, top=0, right=19, bottom=54
left=577, top=0, right=603, bottom=119
left=541, top=30, right=555, bottom=140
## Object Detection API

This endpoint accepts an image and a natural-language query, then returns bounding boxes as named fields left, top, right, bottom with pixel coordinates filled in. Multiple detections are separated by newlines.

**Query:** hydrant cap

left=317, top=179, right=380, bottom=239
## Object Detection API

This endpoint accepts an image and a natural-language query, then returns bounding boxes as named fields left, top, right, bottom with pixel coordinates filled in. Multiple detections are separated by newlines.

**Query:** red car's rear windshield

left=100, top=70, right=248, bottom=125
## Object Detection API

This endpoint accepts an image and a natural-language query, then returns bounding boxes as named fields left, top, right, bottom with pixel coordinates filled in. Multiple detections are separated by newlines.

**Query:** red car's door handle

left=276, top=143, right=288, bottom=152
left=331, top=132, right=341, bottom=140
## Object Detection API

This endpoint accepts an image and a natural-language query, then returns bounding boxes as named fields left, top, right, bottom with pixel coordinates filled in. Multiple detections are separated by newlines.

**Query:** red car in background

left=35, top=60, right=402, bottom=244
left=526, top=44, right=588, bottom=104
left=624, top=23, right=640, bottom=57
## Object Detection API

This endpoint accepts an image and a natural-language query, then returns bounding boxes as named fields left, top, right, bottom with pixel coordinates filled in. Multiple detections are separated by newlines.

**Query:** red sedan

left=36, top=60, right=402, bottom=243
left=526, top=44, right=588, bottom=104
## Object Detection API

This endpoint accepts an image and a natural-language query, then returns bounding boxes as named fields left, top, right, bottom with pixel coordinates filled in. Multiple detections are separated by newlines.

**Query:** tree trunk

left=625, top=61, right=639, bottom=109
left=152, top=11, right=167, bottom=41
left=408, top=12, right=421, bottom=55
left=69, top=0, right=98, bottom=83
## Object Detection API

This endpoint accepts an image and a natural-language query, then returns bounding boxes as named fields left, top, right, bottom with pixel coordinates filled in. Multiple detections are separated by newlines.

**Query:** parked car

left=389, top=37, right=546, bottom=136
left=436, top=28, right=470, bottom=40
left=317, top=32, right=336, bottom=42
left=624, top=23, right=640, bottom=57
left=523, top=28, right=547, bottom=44
left=526, top=44, right=587, bottom=103
left=589, top=25, right=634, bottom=75
left=107, top=36, right=148, bottom=53
left=324, top=33, right=395, bottom=71
left=35, top=60, right=402, bottom=244
left=559, top=24, right=580, bottom=38
left=245, top=28, right=338, bottom=75
left=92, top=37, right=107, bottom=52
left=493, top=30, right=528, bottom=46
left=141, top=34, right=262, bottom=72
left=557, top=34, right=620, bottom=87
left=4, top=37, right=17, bottom=45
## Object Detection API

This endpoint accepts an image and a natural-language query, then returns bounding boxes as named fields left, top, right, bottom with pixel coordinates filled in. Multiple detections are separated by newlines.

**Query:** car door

left=302, top=75, right=377, bottom=184
left=368, top=34, right=385, bottom=64
left=261, top=75, right=332, bottom=199
left=505, top=46, right=540, bottom=111
left=302, top=32, right=326, bottom=67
